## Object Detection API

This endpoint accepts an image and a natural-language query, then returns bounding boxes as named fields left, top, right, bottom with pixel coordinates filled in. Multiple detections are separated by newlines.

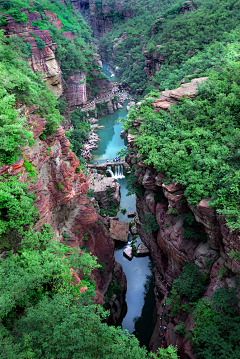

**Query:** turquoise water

left=102, top=62, right=118, bottom=83
left=90, top=79, right=156, bottom=348
left=90, top=103, right=128, bottom=163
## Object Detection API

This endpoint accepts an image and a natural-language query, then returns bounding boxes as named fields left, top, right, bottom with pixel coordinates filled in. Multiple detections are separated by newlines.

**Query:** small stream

left=89, top=63, right=156, bottom=349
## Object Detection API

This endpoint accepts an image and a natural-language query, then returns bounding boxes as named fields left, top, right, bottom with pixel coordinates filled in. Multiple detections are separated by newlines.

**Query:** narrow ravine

left=89, top=64, right=156, bottom=348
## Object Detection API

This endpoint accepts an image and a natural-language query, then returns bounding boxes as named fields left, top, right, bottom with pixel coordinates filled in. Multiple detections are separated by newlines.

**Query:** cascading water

left=107, top=165, right=114, bottom=177
left=114, top=164, right=124, bottom=179
left=88, top=75, right=155, bottom=349
left=92, top=168, right=98, bottom=174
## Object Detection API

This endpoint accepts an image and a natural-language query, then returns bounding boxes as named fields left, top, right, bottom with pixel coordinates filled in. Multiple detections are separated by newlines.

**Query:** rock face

left=87, top=173, right=120, bottom=210
left=65, top=72, right=87, bottom=107
left=126, top=89, right=240, bottom=358
left=1, top=109, right=126, bottom=323
left=69, top=0, right=135, bottom=38
left=4, top=11, right=63, bottom=98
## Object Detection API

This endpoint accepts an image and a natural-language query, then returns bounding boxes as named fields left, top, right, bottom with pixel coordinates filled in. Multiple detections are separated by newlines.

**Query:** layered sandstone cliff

left=4, top=10, right=63, bottom=98
left=126, top=82, right=240, bottom=358
left=0, top=103, right=126, bottom=319
left=2, top=4, right=113, bottom=114
left=69, top=0, right=135, bottom=38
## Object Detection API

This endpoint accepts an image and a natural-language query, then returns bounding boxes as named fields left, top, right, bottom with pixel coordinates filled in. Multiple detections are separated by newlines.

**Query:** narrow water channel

left=89, top=65, right=156, bottom=348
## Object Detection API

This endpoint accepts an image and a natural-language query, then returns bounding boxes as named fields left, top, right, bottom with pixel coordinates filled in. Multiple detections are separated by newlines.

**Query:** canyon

left=125, top=83, right=240, bottom=358
left=1, top=1, right=240, bottom=358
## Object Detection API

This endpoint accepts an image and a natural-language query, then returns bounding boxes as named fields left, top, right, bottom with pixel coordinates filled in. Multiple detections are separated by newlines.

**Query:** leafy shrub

left=87, top=189, right=94, bottom=198
left=22, top=158, right=37, bottom=180
left=56, top=96, right=67, bottom=114
left=167, top=262, right=206, bottom=317
left=120, top=208, right=127, bottom=214
left=67, top=109, right=90, bottom=156
left=142, top=212, right=159, bottom=233
left=34, top=36, right=45, bottom=50
left=192, top=292, right=240, bottom=359
left=9, top=8, right=27, bottom=22
left=0, top=176, right=39, bottom=251
left=125, top=171, right=145, bottom=197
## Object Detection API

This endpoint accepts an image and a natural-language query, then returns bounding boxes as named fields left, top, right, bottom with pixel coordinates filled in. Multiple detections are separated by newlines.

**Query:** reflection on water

left=114, top=237, right=156, bottom=348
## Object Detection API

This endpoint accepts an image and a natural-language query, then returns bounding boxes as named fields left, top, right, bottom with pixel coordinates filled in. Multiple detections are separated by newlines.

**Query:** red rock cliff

left=0, top=106, right=126, bottom=315
left=126, top=83, right=240, bottom=358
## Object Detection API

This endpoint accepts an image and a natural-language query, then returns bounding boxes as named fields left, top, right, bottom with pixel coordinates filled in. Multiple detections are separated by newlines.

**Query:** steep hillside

left=123, top=71, right=240, bottom=358
left=0, top=1, right=179, bottom=358
left=98, top=0, right=240, bottom=96
left=68, top=0, right=168, bottom=39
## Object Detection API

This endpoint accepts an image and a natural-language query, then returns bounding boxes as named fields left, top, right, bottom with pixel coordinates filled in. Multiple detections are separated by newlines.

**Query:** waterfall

left=114, top=164, right=125, bottom=179
left=107, top=165, right=114, bottom=177
left=92, top=168, right=98, bottom=174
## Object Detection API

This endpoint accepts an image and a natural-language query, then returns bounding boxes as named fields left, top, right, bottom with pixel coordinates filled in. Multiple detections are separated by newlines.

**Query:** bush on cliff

left=66, top=109, right=91, bottom=156
left=125, top=62, right=240, bottom=230
left=0, top=31, right=62, bottom=164
left=192, top=290, right=240, bottom=358
left=166, top=263, right=206, bottom=317
left=0, top=175, right=178, bottom=359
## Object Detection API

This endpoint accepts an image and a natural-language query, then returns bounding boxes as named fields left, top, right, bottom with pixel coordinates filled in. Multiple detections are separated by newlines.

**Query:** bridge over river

left=88, top=162, right=130, bottom=178
left=88, top=161, right=129, bottom=170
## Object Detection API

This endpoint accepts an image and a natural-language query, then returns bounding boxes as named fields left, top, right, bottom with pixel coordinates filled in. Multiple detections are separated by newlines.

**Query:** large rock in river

left=110, top=220, right=129, bottom=242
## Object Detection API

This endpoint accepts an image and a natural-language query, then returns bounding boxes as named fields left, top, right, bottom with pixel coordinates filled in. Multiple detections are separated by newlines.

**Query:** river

left=89, top=63, right=156, bottom=349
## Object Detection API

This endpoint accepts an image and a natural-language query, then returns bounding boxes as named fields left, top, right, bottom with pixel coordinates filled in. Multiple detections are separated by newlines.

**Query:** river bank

left=85, top=83, right=156, bottom=348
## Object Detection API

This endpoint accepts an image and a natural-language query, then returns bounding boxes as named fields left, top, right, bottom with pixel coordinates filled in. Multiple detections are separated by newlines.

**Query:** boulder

left=123, top=246, right=133, bottom=260
left=109, top=220, right=129, bottom=242
left=130, top=224, right=138, bottom=235
left=137, top=243, right=149, bottom=256
left=128, top=211, right=136, bottom=218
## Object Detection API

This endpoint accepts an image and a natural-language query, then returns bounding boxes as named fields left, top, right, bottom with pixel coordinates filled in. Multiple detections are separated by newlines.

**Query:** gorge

left=1, top=1, right=240, bottom=359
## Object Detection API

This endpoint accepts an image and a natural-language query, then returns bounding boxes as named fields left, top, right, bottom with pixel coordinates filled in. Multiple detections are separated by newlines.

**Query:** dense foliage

left=166, top=263, right=206, bottom=318
left=99, top=0, right=240, bottom=96
left=192, top=289, right=240, bottom=358
left=123, top=63, right=240, bottom=230
left=0, top=174, right=177, bottom=358
left=66, top=109, right=90, bottom=157
left=0, top=30, right=62, bottom=164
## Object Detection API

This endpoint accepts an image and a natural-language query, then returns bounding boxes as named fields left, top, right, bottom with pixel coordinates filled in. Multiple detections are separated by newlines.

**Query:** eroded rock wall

left=0, top=104, right=126, bottom=318
left=4, top=10, right=63, bottom=98
left=69, top=0, right=135, bottom=38
left=126, top=90, right=240, bottom=358
left=2, top=5, right=113, bottom=113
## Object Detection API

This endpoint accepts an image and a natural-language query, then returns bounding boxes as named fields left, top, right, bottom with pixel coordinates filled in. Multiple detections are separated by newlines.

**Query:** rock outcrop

left=87, top=173, right=120, bottom=210
left=109, top=220, right=129, bottom=242
left=126, top=85, right=240, bottom=358
left=1, top=107, right=126, bottom=322
left=69, top=0, right=135, bottom=38
left=3, top=11, right=63, bottom=98
left=151, top=77, right=208, bottom=113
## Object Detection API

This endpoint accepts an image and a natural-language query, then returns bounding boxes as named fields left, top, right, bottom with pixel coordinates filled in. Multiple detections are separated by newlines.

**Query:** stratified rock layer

left=126, top=84, right=240, bottom=358
left=0, top=110, right=126, bottom=319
